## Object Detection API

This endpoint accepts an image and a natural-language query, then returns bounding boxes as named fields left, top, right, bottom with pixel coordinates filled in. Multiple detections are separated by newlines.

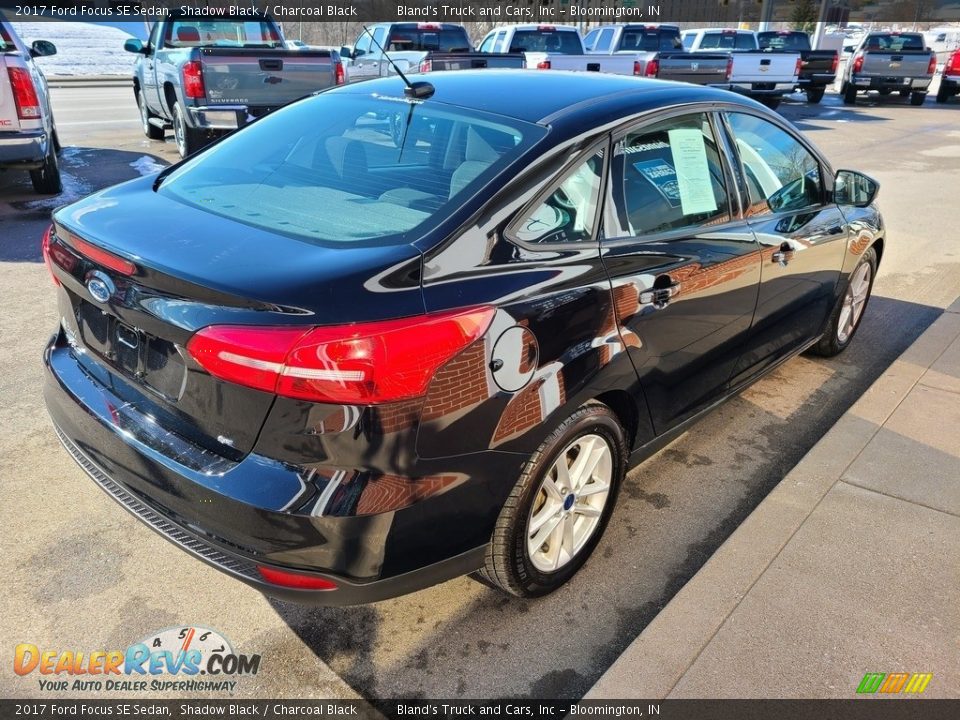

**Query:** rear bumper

left=941, top=76, right=960, bottom=93
left=797, top=73, right=836, bottom=88
left=0, top=129, right=48, bottom=169
left=43, top=331, right=515, bottom=605
left=850, top=74, right=931, bottom=91
left=187, top=105, right=278, bottom=131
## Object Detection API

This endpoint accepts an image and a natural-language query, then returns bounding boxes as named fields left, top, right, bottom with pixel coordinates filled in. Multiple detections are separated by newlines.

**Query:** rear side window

left=159, top=94, right=544, bottom=245
left=699, top=31, right=756, bottom=51
left=682, top=34, right=695, bottom=50
left=387, top=28, right=471, bottom=52
left=164, top=21, right=282, bottom=48
left=606, top=113, right=732, bottom=238
left=864, top=34, right=925, bottom=51
left=509, top=30, right=583, bottom=54
left=726, top=113, right=823, bottom=216
left=619, top=29, right=682, bottom=51
left=0, top=23, right=17, bottom=52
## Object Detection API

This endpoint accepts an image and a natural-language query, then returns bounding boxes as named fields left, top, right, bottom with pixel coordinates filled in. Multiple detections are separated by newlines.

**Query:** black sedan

left=42, top=71, right=883, bottom=604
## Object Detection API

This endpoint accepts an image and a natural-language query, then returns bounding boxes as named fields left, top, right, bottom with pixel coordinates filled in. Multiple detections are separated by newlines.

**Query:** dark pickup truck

left=126, top=13, right=345, bottom=158
left=758, top=30, right=838, bottom=104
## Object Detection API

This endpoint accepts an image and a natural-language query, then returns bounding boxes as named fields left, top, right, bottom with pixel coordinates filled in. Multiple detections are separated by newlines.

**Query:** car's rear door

left=599, top=110, right=762, bottom=434
left=719, top=110, right=849, bottom=387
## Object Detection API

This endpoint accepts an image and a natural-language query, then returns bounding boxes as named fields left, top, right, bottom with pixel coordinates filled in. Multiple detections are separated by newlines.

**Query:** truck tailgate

left=199, top=48, right=335, bottom=106
left=0, top=55, right=21, bottom=132
left=540, top=54, right=639, bottom=75
left=657, top=52, right=729, bottom=84
left=860, top=51, right=933, bottom=78
left=730, top=51, right=799, bottom=82
left=424, top=52, right=525, bottom=72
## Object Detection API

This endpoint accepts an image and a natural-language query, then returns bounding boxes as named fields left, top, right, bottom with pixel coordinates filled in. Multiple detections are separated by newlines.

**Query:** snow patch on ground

left=11, top=22, right=137, bottom=77
left=19, top=148, right=92, bottom=210
left=130, top=156, right=166, bottom=176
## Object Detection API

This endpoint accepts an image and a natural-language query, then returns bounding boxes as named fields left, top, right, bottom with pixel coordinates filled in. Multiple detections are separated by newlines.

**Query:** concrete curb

left=586, top=295, right=960, bottom=700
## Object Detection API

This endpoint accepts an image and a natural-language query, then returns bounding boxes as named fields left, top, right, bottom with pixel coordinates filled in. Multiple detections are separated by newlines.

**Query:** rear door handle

left=771, top=242, right=795, bottom=266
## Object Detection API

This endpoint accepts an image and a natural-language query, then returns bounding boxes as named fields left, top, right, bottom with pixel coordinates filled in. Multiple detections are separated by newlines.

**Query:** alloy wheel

left=837, top=262, right=872, bottom=344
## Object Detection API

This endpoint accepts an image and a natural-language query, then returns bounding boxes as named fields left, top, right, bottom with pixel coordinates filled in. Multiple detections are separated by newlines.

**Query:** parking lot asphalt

left=2, top=82, right=959, bottom=701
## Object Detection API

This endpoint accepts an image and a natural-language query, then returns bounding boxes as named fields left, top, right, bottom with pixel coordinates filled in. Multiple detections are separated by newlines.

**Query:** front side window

left=353, top=32, right=372, bottom=57
left=606, top=113, right=732, bottom=238
left=513, top=150, right=604, bottom=245
left=682, top=33, right=695, bottom=50
left=583, top=29, right=599, bottom=51
left=726, top=113, right=823, bottom=217
left=594, top=29, right=614, bottom=53
left=479, top=33, right=495, bottom=53
left=494, top=31, right=508, bottom=53
left=159, top=95, right=545, bottom=245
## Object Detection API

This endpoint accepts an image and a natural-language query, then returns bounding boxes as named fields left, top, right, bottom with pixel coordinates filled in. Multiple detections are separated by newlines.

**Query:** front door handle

left=639, top=279, right=681, bottom=309
left=771, top=242, right=794, bottom=267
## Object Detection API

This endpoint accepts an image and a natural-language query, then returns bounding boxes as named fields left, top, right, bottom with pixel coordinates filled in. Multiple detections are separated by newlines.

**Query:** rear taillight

left=187, top=306, right=495, bottom=404
left=7, top=66, right=40, bottom=120
left=257, top=566, right=337, bottom=591
left=41, top=225, right=60, bottom=286
left=537, top=60, right=551, bottom=70
left=852, top=53, right=864, bottom=74
left=633, top=60, right=641, bottom=76
left=334, top=61, right=345, bottom=85
left=927, top=54, right=937, bottom=75
left=182, top=60, right=205, bottom=99
left=794, top=57, right=803, bottom=77
left=830, top=52, right=839, bottom=74
left=725, top=56, right=734, bottom=81
left=419, top=58, right=432, bottom=73
left=948, top=52, right=960, bottom=77
left=645, top=59, right=659, bottom=77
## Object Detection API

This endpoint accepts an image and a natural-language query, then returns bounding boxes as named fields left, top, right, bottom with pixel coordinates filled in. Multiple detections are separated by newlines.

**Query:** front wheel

left=805, top=87, right=825, bottom=104
left=172, top=101, right=205, bottom=159
left=811, top=247, right=877, bottom=357
left=910, top=91, right=926, bottom=106
left=138, top=89, right=165, bottom=140
left=842, top=82, right=858, bottom=105
left=475, top=402, right=626, bottom=598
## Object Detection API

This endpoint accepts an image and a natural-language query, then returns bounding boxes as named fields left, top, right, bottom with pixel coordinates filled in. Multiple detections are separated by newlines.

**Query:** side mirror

left=339, top=46, right=353, bottom=60
left=835, top=169, right=879, bottom=207
left=124, top=38, right=146, bottom=55
left=30, top=40, right=57, bottom=58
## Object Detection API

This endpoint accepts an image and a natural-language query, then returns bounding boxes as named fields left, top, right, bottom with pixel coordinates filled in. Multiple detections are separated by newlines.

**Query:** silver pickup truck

left=841, top=32, right=936, bottom=106
left=479, top=24, right=642, bottom=76
left=127, top=13, right=345, bottom=158
left=0, top=18, right=60, bottom=193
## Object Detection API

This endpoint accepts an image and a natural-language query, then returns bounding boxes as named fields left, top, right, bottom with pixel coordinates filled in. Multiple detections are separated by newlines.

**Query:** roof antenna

left=361, top=25, right=435, bottom=99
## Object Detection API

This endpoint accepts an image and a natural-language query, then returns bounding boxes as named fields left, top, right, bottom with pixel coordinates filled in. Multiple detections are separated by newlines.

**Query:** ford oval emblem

left=86, top=271, right=115, bottom=304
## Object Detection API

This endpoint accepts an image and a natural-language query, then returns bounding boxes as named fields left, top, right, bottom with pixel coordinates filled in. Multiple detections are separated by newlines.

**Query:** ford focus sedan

left=43, top=71, right=883, bottom=604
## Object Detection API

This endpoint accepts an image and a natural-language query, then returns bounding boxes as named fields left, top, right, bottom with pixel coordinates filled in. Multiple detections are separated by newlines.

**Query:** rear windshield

left=619, top=29, right=682, bottom=51
left=158, top=93, right=544, bottom=245
left=698, top=32, right=756, bottom=51
left=757, top=32, right=811, bottom=51
left=864, top=34, right=926, bottom=51
left=387, top=28, right=471, bottom=52
left=510, top=30, right=583, bottom=54
left=164, top=21, right=282, bottom=48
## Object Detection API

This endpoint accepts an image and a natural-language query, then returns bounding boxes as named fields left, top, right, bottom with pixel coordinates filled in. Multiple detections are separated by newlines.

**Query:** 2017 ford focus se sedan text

left=43, top=71, right=883, bottom=604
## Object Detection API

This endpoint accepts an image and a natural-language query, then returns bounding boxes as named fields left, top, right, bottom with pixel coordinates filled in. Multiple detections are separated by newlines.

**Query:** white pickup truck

left=478, top=24, right=643, bottom=76
left=0, top=17, right=61, bottom=193
left=681, top=28, right=801, bottom=108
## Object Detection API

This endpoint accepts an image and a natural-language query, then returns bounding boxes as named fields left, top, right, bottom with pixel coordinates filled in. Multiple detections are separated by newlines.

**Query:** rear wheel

left=899, top=88, right=911, bottom=98
left=475, top=402, right=626, bottom=597
left=878, top=88, right=893, bottom=96
left=811, top=247, right=877, bottom=357
left=760, top=97, right=782, bottom=110
left=805, top=86, right=825, bottom=104
left=138, top=89, right=165, bottom=140
left=30, top=136, right=62, bottom=194
left=910, top=91, right=926, bottom=106
left=842, top=82, right=858, bottom=105
left=937, top=85, right=951, bottom=104
left=172, top=101, right=204, bottom=158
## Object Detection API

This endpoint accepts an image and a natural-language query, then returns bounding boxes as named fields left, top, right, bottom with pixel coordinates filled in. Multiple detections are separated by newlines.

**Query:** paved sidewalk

left=588, top=297, right=960, bottom=699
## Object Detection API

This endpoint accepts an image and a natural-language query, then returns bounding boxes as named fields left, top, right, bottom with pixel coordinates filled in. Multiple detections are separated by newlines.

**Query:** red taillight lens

left=41, top=225, right=60, bottom=286
left=633, top=60, right=641, bottom=76
left=187, top=306, right=495, bottom=404
left=794, top=57, right=803, bottom=77
left=257, top=566, right=337, bottom=591
left=725, top=56, right=734, bottom=81
left=63, top=232, right=136, bottom=276
left=852, top=53, right=864, bottom=74
left=7, top=67, right=40, bottom=120
left=830, top=52, right=839, bottom=74
left=645, top=58, right=659, bottom=77
left=334, top=61, right=345, bottom=85
left=927, top=54, right=937, bottom=75
left=536, top=60, right=551, bottom=70
left=182, top=60, right=205, bottom=99
left=948, top=52, right=960, bottom=77
left=419, top=58, right=432, bottom=73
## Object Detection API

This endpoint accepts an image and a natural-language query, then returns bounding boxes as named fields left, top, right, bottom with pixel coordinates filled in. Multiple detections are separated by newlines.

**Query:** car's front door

left=720, top=111, right=849, bottom=386
left=600, top=111, right=762, bottom=434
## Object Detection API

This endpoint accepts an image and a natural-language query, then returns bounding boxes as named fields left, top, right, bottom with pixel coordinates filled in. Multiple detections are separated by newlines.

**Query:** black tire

left=30, top=137, right=62, bottom=194
left=172, top=101, right=204, bottom=159
left=899, top=89, right=911, bottom=98
left=760, top=97, right=782, bottom=110
left=138, top=88, right=165, bottom=140
left=805, top=87, right=825, bottom=104
left=878, top=88, right=893, bottom=96
left=842, top=82, right=857, bottom=105
left=475, top=401, right=626, bottom=598
left=811, top=247, right=877, bottom=358
left=910, top=91, right=926, bottom=106
left=936, top=85, right=950, bottom=103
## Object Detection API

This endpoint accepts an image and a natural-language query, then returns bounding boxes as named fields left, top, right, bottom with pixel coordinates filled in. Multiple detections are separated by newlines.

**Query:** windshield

left=159, top=93, right=545, bottom=245
left=619, top=29, right=682, bottom=51
left=510, top=30, right=583, bottom=54
left=699, top=32, right=756, bottom=51
left=164, top=21, right=282, bottom=48
left=758, top=32, right=810, bottom=51
left=387, top=28, right=471, bottom=52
